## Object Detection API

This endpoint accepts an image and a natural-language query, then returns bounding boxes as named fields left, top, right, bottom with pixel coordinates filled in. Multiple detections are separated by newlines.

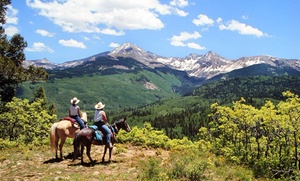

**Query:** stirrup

left=73, top=123, right=80, bottom=129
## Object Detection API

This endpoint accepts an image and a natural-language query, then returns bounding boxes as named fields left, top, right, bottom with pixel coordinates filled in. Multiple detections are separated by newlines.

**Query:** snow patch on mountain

left=24, top=43, right=300, bottom=79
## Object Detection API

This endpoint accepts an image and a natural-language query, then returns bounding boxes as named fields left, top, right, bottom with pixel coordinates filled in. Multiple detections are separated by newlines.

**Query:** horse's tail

left=50, top=122, right=58, bottom=151
left=73, top=131, right=81, bottom=160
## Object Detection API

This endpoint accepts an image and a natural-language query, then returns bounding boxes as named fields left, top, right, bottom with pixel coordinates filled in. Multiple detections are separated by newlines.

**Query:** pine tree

left=0, top=0, right=48, bottom=104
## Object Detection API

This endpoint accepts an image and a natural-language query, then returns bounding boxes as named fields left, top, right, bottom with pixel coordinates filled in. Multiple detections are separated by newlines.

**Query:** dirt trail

left=0, top=144, right=169, bottom=181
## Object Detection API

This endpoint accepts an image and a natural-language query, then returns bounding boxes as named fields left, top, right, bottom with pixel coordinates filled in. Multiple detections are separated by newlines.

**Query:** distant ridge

left=24, top=42, right=300, bottom=79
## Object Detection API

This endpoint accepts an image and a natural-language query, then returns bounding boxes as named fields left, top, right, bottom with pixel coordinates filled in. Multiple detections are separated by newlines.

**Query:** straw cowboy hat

left=95, top=102, right=105, bottom=109
left=70, top=97, right=80, bottom=104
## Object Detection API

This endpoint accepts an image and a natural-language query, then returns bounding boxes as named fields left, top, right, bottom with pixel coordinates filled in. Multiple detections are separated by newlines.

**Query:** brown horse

left=50, top=112, right=87, bottom=159
left=73, top=118, right=131, bottom=164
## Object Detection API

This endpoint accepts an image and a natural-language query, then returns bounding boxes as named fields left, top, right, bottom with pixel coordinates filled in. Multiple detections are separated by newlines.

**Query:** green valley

left=17, top=70, right=186, bottom=118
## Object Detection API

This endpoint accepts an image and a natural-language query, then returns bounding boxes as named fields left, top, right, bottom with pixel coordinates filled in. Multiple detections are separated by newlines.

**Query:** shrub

left=138, top=157, right=166, bottom=181
left=166, top=150, right=209, bottom=180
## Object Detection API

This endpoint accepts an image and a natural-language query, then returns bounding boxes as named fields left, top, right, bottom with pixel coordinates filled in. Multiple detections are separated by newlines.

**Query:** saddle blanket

left=60, top=116, right=75, bottom=124
left=89, top=125, right=102, bottom=141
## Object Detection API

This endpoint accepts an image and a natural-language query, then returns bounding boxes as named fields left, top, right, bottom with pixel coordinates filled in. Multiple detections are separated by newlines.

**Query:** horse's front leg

left=108, top=147, right=113, bottom=162
left=86, top=144, right=93, bottom=164
left=102, top=145, right=107, bottom=163
left=80, top=145, right=85, bottom=164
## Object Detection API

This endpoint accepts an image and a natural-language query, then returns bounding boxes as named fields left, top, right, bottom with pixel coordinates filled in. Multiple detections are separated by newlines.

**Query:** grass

left=0, top=143, right=269, bottom=181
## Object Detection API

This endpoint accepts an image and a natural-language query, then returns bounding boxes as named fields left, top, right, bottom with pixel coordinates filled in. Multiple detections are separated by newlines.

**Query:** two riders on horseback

left=69, top=97, right=113, bottom=148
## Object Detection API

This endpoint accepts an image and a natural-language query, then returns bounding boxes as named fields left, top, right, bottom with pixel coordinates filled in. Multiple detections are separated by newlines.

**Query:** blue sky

left=4, top=0, right=300, bottom=64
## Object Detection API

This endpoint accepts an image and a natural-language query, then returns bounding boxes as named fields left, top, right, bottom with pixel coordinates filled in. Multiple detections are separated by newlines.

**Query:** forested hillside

left=17, top=70, right=183, bottom=118
left=107, top=76, right=300, bottom=178
left=17, top=55, right=205, bottom=117
left=190, top=76, right=300, bottom=104
left=110, top=76, right=300, bottom=140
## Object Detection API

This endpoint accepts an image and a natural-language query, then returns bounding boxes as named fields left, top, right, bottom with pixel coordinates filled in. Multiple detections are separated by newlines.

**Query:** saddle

left=60, top=117, right=80, bottom=128
left=89, top=125, right=116, bottom=141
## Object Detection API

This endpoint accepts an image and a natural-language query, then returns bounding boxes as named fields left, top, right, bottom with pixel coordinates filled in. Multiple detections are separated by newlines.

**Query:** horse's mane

left=114, top=118, right=126, bottom=124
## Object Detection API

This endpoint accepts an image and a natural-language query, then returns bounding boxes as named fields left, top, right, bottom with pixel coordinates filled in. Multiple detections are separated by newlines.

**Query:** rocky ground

left=0, top=144, right=169, bottom=181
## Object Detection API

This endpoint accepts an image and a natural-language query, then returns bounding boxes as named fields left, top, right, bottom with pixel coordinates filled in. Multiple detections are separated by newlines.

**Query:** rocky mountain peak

left=203, top=51, right=217, bottom=57
left=108, top=42, right=144, bottom=57
left=37, top=58, right=51, bottom=63
left=199, top=51, right=231, bottom=65
left=23, top=58, right=57, bottom=69
left=23, top=42, right=300, bottom=80
left=108, top=43, right=161, bottom=67
left=185, top=53, right=201, bottom=60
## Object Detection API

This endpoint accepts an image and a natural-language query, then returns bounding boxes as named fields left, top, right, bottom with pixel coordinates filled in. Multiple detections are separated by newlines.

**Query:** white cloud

left=26, top=0, right=188, bottom=34
left=109, top=42, right=120, bottom=48
left=4, top=5, right=19, bottom=36
left=100, top=28, right=125, bottom=36
left=26, top=42, right=54, bottom=53
left=170, top=0, right=188, bottom=8
left=219, top=20, right=266, bottom=37
left=6, top=5, right=18, bottom=25
left=5, top=26, right=18, bottom=36
left=170, top=31, right=205, bottom=50
left=59, top=39, right=86, bottom=49
left=36, top=29, right=55, bottom=37
left=187, top=42, right=205, bottom=50
left=83, top=36, right=90, bottom=41
left=193, top=14, right=214, bottom=26
left=173, top=8, right=188, bottom=17
left=242, top=15, right=248, bottom=20
left=216, top=17, right=222, bottom=24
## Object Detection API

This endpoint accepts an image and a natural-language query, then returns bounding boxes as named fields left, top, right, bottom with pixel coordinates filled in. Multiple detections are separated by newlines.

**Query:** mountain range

left=24, top=42, right=300, bottom=80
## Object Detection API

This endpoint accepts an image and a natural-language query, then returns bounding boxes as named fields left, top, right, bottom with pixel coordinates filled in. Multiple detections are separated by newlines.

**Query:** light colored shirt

left=94, top=110, right=107, bottom=122
left=69, top=105, right=79, bottom=116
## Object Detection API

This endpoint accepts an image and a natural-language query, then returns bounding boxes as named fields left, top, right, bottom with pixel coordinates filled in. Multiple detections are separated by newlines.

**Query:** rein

left=112, top=123, right=119, bottom=134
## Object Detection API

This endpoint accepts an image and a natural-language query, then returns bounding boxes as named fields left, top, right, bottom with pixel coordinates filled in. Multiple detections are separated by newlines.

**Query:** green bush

left=166, top=150, right=209, bottom=180
left=0, top=139, right=19, bottom=149
left=139, top=157, right=165, bottom=181
left=0, top=97, right=56, bottom=145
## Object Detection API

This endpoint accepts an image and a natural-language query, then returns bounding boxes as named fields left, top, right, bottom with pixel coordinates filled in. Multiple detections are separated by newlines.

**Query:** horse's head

left=81, top=112, right=88, bottom=123
left=115, top=118, right=131, bottom=133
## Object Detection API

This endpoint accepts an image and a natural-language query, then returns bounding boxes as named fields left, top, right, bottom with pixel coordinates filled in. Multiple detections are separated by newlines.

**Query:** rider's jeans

left=71, top=115, right=85, bottom=129
left=95, top=122, right=111, bottom=146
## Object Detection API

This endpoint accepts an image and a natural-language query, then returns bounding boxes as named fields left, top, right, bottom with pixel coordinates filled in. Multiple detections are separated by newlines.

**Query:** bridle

left=112, top=119, right=130, bottom=134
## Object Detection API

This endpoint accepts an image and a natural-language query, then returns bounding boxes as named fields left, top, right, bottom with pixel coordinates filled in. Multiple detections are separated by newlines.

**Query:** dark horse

left=73, top=118, right=131, bottom=164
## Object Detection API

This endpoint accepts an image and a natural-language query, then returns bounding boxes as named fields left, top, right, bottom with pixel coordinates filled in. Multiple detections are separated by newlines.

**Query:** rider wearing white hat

left=94, top=102, right=113, bottom=148
left=69, top=97, right=85, bottom=129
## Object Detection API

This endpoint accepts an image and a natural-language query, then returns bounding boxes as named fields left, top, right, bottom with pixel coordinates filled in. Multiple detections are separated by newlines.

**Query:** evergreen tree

left=33, top=86, right=47, bottom=109
left=0, top=0, right=48, bottom=104
left=48, top=102, right=57, bottom=116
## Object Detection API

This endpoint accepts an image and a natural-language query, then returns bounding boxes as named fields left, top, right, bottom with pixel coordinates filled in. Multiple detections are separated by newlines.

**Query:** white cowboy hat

left=95, top=102, right=105, bottom=109
left=70, top=97, right=80, bottom=104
